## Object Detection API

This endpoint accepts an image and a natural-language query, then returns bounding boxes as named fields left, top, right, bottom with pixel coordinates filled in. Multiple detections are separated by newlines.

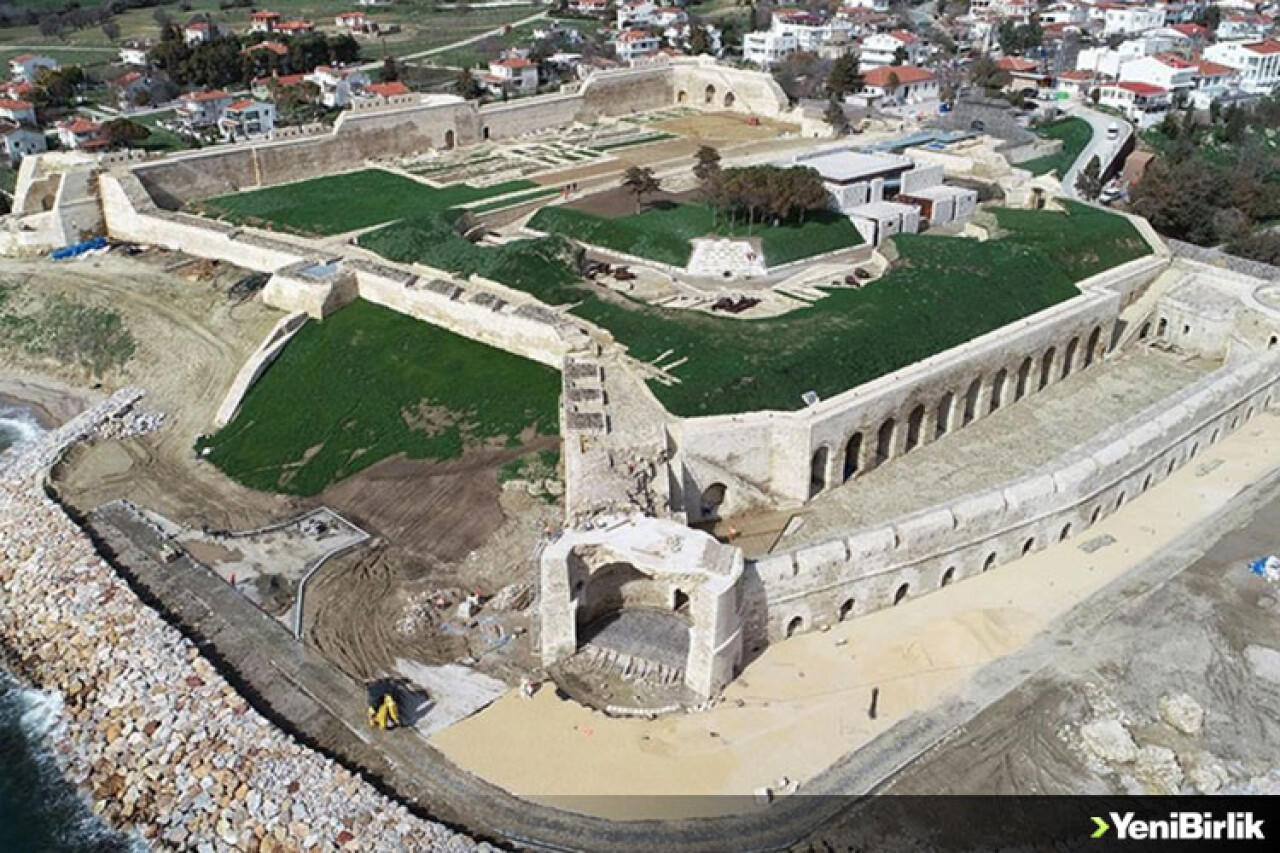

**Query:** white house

left=860, top=65, right=938, bottom=105
left=666, top=23, right=723, bottom=55
left=249, top=10, right=282, bottom=33
left=56, top=117, right=109, bottom=151
left=306, top=65, right=371, bottom=107
left=1216, top=13, right=1271, bottom=43
left=1188, top=58, right=1241, bottom=108
left=218, top=98, right=276, bottom=141
left=1203, top=38, right=1280, bottom=95
left=175, top=89, right=233, bottom=130
left=1097, top=80, right=1170, bottom=128
left=1055, top=69, right=1098, bottom=100
left=0, top=119, right=45, bottom=166
left=1100, top=4, right=1166, bottom=38
left=859, top=30, right=926, bottom=69
left=119, top=40, right=151, bottom=67
left=743, top=29, right=798, bottom=68
left=483, top=56, right=539, bottom=95
left=569, top=0, right=611, bottom=15
left=1118, top=53, right=1197, bottom=97
left=8, top=55, right=58, bottom=83
left=772, top=10, right=853, bottom=53
left=841, top=0, right=890, bottom=11
left=616, top=28, right=662, bottom=62
left=335, top=11, right=376, bottom=33
left=0, top=97, right=37, bottom=126
left=183, top=19, right=219, bottom=46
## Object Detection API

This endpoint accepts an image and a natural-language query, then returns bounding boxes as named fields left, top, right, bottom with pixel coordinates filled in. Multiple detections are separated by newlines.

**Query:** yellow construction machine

left=366, top=680, right=402, bottom=731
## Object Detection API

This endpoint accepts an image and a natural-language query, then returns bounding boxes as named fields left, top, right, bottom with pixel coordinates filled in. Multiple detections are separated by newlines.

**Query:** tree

left=826, top=53, right=862, bottom=98
left=1075, top=156, right=1103, bottom=201
left=692, top=145, right=721, bottom=183
left=621, top=165, right=661, bottom=213
left=891, top=46, right=908, bottom=66
left=455, top=67, right=482, bottom=99
left=102, top=19, right=121, bottom=42
left=884, top=70, right=901, bottom=100
left=968, top=55, right=1010, bottom=91
left=382, top=56, right=400, bottom=83
left=104, top=118, right=151, bottom=149
left=824, top=95, right=849, bottom=135
left=689, top=24, right=712, bottom=56
left=33, top=66, right=86, bottom=108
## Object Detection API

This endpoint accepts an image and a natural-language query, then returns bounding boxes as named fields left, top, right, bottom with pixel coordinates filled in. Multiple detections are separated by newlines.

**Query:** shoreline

left=0, top=373, right=102, bottom=429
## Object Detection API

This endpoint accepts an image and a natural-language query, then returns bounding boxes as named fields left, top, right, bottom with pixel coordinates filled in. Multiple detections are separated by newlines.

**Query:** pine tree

left=1075, top=156, right=1103, bottom=201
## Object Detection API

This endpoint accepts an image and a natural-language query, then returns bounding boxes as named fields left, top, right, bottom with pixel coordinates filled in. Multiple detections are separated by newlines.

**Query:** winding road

left=1061, top=104, right=1133, bottom=198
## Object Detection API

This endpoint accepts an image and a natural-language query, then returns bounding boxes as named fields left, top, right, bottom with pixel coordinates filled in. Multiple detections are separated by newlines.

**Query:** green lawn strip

left=468, top=186, right=560, bottom=213
left=363, top=200, right=1147, bottom=417
left=201, top=169, right=539, bottom=235
left=1020, top=117, right=1093, bottom=177
left=200, top=299, right=560, bottom=495
left=588, top=133, right=677, bottom=152
left=528, top=202, right=863, bottom=268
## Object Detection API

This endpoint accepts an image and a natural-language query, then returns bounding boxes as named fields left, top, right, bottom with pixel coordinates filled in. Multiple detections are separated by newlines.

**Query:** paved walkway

left=1062, top=104, right=1132, bottom=198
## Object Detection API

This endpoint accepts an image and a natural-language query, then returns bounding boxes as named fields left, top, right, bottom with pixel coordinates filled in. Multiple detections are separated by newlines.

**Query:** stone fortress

left=6, top=56, right=1280, bottom=706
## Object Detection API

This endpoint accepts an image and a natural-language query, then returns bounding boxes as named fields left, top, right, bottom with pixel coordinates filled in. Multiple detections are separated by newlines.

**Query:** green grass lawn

left=200, top=298, right=560, bottom=495
left=131, top=110, right=191, bottom=154
left=1020, top=117, right=1092, bottom=178
left=363, top=201, right=1151, bottom=417
left=200, top=169, right=539, bottom=235
left=528, top=202, right=864, bottom=268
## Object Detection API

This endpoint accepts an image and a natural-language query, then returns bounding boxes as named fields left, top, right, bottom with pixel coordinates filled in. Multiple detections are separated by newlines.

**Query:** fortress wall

left=478, top=94, right=586, bottom=140
left=214, top=312, right=310, bottom=428
left=746, top=352, right=1280, bottom=647
left=674, top=255, right=1168, bottom=514
left=576, top=65, right=675, bottom=121
left=669, top=59, right=791, bottom=116
left=354, top=267, right=570, bottom=369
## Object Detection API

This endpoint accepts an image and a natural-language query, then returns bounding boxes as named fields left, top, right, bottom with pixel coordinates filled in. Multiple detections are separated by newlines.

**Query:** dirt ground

left=0, top=252, right=556, bottom=689
left=565, top=187, right=696, bottom=219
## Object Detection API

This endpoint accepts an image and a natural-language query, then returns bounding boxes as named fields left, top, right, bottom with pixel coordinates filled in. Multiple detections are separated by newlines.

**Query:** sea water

left=0, top=401, right=44, bottom=455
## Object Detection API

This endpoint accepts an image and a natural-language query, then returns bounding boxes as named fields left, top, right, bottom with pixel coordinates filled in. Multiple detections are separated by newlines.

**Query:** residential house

left=251, top=72, right=310, bottom=100
left=362, top=81, right=411, bottom=99
left=250, top=11, right=282, bottom=34
left=1039, top=2, right=1090, bottom=27
left=859, top=30, right=926, bottom=69
left=277, top=20, right=318, bottom=37
left=8, top=55, right=58, bottom=83
left=996, top=56, right=1049, bottom=90
left=617, top=0, right=657, bottom=28
left=666, top=22, right=723, bottom=55
left=569, top=0, right=611, bottom=15
left=0, top=120, right=46, bottom=165
left=1118, top=53, right=1197, bottom=99
left=616, top=29, right=662, bottom=62
left=218, top=98, right=276, bottom=141
left=1215, top=13, right=1271, bottom=43
left=1055, top=69, right=1098, bottom=99
left=771, top=10, right=853, bottom=53
left=119, top=40, right=152, bottom=67
left=0, top=98, right=37, bottom=125
left=1099, top=3, right=1166, bottom=38
left=56, top=117, right=110, bottom=151
left=859, top=65, right=938, bottom=104
left=183, top=19, right=220, bottom=46
left=110, top=71, right=156, bottom=110
left=335, top=11, right=377, bottom=33
left=743, top=29, right=798, bottom=67
left=243, top=41, right=290, bottom=62
left=306, top=65, right=370, bottom=107
left=175, top=89, right=234, bottom=131
left=1189, top=58, right=1241, bottom=107
left=483, top=56, right=539, bottom=95
left=1097, top=80, right=1170, bottom=128
left=842, top=0, right=890, bottom=11
left=1203, top=38, right=1280, bottom=95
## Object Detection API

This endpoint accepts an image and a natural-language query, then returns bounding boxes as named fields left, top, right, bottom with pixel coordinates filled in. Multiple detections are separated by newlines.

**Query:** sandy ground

left=0, top=374, right=100, bottom=427
left=431, top=410, right=1280, bottom=819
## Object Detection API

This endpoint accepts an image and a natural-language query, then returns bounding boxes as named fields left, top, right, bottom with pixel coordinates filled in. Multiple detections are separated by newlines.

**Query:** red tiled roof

left=0, top=98, right=34, bottom=110
left=185, top=21, right=210, bottom=30
left=366, top=81, right=410, bottom=97
left=1111, top=81, right=1166, bottom=95
left=254, top=73, right=308, bottom=89
left=60, top=117, right=102, bottom=134
left=1154, top=53, right=1196, bottom=69
left=251, top=11, right=280, bottom=19
left=1194, top=59, right=1235, bottom=77
left=184, top=89, right=230, bottom=102
left=1057, top=70, right=1095, bottom=82
left=1243, top=40, right=1280, bottom=55
left=278, top=20, right=314, bottom=30
left=1170, top=23, right=1207, bottom=38
left=244, top=41, right=289, bottom=55
left=889, top=29, right=920, bottom=44
left=493, top=57, right=534, bottom=68
left=996, top=57, right=1038, bottom=72
left=863, top=65, right=934, bottom=86
left=10, top=54, right=38, bottom=63
left=619, top=28, right=656, bottom=42
left=227, top=98, right=258, bottom=110
left=115, top=71, right=144, bottom=86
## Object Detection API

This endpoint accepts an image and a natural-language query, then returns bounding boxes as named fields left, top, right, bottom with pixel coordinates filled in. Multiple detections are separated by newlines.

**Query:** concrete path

left=1062, top=104, right=1132, bottom=198
left=358, top=9, right=548, bottom=70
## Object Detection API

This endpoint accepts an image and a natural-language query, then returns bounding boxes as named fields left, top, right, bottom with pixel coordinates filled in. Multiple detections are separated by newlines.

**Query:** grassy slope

left=528, top=202, right=864, bottom=267
left=1020, top=117, right=1093, bottom=178
left=365, top=201, right=1151, bottom=417
left=202, top=299, right=560, bottom=496
left=200, top=169, right=537, bottom=235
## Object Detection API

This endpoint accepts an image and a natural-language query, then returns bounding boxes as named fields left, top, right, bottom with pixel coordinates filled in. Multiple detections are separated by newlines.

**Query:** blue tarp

left=50, top=235, right=107, bottom=260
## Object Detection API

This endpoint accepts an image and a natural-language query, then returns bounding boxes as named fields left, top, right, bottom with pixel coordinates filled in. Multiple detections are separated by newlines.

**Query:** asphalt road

left=1062, top=104, right=1132, bottom=198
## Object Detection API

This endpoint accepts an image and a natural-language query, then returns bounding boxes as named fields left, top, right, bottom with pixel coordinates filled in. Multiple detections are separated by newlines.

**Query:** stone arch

left=1091, top=505, right=1102, bottom=524
left=1142, top=472, right=1153, bottom=492
left=962, top=377, right=981, bottom=426
left=1016, top=357, right=1033, bottom=400
left=1167, top=456, right=1177, bottom=476
left=935, top=392, right=953, bottom=437
left=443, top=129, right=455, bottom=149
left=1140, top=321, right=1151, bottom=340
left=1190, top=441, right=1200, bottom=457
left=786, top=615, right=804, bottom=638
left=700, top=482, right=727, bottom=518
left=843, top=432, right=863, bottom=481
left=1063, top=336, right=1080, bottom=378
left=723, top=91, right=736, bottom=108
left=983, top=552, right=997, bottom=572
left=482, top=126, right=491, bottom=140
left=1116, top=490, right=1126, bottom=509
left=905, top=404, right=925, bottom=452
left=1211, top=427, right=1220, bottom=443
left=990, top=368, right=1008, bottom=412
left=1247, top=405, right=1256, bottom=420
left=1157, top=317, right=1169, bottom=337
left=677, top=89, right=688, bottom=104
left=940, top=566, right=955, bottom=587
left=839, top=598, right=855, bottom=621
left=875, top=418, right=896, bottom=465
left=1085, top=326, right=1102, bottom=366
left=1039, top=347, right=1056, bottom=389
left=893, top=583, right=909, bottom=606
left=576, top=562, right=659, bottom=628
left=704, top=84, right=716, bottom=104
left=1270, top=334, right=1278, bottom=349
left=1059, top=522, right=1072, bottom=541
left=810, top=446, right=829, bottom=497
left=1022, top=536, right=1036, bottom=556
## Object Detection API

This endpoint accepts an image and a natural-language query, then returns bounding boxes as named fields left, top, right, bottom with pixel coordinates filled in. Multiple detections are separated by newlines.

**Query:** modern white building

left=483, top=56, right=539, bottom=95
left=306, top=65, right=371, bottom=108
left=1188, top=58, right=1241, bottom=108
left=56, top=117, right=109, bottom=151
left=859, top=65, right=939, bottom=105
left=0, top=97, right=36, bottom=126
left=175, top=89, right=233, bottom=130
left=859, top=30, right=926, bottom=69
left=1203, top=38, right=1280, bottom=96
left=743, top=29, right=798, bottom=67
left=1118, top=53, right=1197, bottom=97
left=0, top=119, right=45, bottom=166
left=616, top=29, right=662, bottom=62
left=1097, top=80, right=1171, bottom=128
left=119, top=41, right=151, bottom=67
left=218, top=98, right=276, bottom=141
left=1099, top=3, right=1166, bottom=38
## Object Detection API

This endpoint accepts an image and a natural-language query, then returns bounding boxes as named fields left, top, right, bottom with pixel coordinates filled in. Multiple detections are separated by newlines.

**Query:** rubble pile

left=0, top=390, right=486, bottom=852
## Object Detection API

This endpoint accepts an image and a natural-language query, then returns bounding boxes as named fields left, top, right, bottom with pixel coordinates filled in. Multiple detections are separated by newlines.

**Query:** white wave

left=18, top=683, right=66, bottom=742
left=0, top=404, right=46, bottom=450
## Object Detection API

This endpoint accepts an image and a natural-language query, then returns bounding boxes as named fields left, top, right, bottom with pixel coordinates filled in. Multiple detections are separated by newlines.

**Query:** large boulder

left=1080, top=718, right=1138, bottom=764
left=1158, top=693, right=1204, bottom=735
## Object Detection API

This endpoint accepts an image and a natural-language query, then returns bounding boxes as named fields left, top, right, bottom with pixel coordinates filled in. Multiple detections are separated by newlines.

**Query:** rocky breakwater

left=0, top=389, right=488, bottom=852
